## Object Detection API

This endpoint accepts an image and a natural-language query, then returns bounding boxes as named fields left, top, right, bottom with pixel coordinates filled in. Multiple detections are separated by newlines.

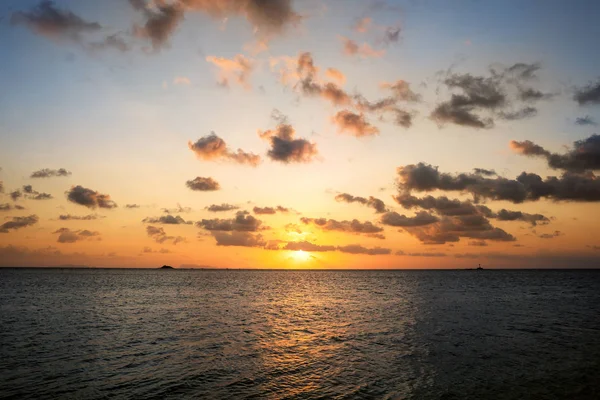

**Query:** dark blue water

left=1, top=269, right=599, bottom=399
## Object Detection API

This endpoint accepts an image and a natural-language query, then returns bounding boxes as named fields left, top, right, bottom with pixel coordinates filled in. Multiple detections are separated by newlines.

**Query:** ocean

left=1, top=268, right=599, bottom=399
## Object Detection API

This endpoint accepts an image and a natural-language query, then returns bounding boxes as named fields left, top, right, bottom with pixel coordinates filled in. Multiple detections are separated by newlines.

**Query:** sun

left=291, top=250, right=311, bottom=262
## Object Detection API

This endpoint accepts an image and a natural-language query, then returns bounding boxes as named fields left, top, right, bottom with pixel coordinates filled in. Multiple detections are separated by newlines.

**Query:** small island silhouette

left=160, top=265, right=174, bottom=269
left=466, top=264, right=484, bottom=270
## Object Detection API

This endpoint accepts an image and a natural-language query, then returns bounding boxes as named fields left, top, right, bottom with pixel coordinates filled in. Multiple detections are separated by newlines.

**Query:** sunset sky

left=1, top=0, right=599, bottom=268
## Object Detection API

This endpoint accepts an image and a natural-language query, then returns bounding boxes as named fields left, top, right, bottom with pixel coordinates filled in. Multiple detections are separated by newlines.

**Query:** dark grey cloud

left=300, top=217, right=384, bottom=235
left=253, top=206, right=289, bottom=215
left=186, top=177, right=220, bottom=191
left=211, top=231, right=266, bottom=247
left=53, top=227, right=100, bottom=243
left=58, top=214, right=102, bottom=221
left=380, top=211, right=439, bottom=227
left=11, top=1, right=101, bottom=43
left=30, top=168, right=71, bottom=178
left=432, top=62, right=550, bottom=128
left=402, top=214, right=516, bottom=245
left=539, top=230, right=563, bottom=239
left=66, top=185, right=117, bottom=209
left=337, top=244, right=391, bottom=255
left=206, top=203, right=239, bottom=212
left=473, top=168, right=497, bottom=176
left=0, top=215, right=39, bottom=233
left=22, top=185, right=53, bottom=200
left=188, top=133, right=261, bottom=166
left=125, top=204, right=141, bottom=209
left=197, top=211, right=263, bottom=232
left=574, top=79, right=600, bottom=106
left=510, top=134, right=600, bottom=172
left=143, top=215, right=192, bottom=225
left=132, top=0, right=300, bottom=49
left=146, top=225, right=186, bottom=245
left=492, top=209, right=549, bottom=226
left=258, top=113, right=318, bottom=163
left=498, top=106, right=537, bottom=121
left=394, top=193, right=549, bottom=226
left=90, top=33, right=130, bottom=52
left=142, top=247, right=171, bottom=254
left=335, top=193, right=387, bottom=213
left=396, top=162, right=600, bottom=203
left=575, top=116, right=597, bottom=126
left=10, top=190, right=22, bottom=201
left=0, top=203, right=26, bottom=212
left=161, top=204, right=192, bottom=213
left=131, top=1, right=184, bottom=49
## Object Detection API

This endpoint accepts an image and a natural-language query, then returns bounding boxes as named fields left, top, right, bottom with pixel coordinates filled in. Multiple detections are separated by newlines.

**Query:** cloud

left=188, top=132, right=260, bottom=166
left=0, top=204, right=25, bottom=212
left=0, top=215, right=39, bottom=233
left=397, top=251, right=447, bottom=257
left=211, top=231, right=266, bottom=247
left=258, top=113, right=318, bottom=163
left=125, top=204, right=141, bottom=209
left=58, top=214, right=102, bottom=221
left=186, top=177, right=220, bottom=191
left=206, top=55, right=255, bottom=89
left=380, top=211, right=439, bottom=227
left=575, top=116, right=597, bottom=126
left=146, top=225, right=186, bottom=245
left=131, top=1, right=185, bottom=49
left=162, top=204, right=192, bottom=213
left=22, top=185, right=53, bottom=200
left=11, top=0, right=101, bottom=43
left=30, top=168, right=71, bottom=178
left=253, top=206, right=289, bottom=215
left=394, top=193, right=549, bottom=226
left=325, top=68, right=346, bottom=85
left=10, top=190, right=22, bottom=202
left=498, top=106, right=537, bottom=121
left=340, top=37, right=385, bottom=58
left=332, top=110, right=379, bottom=137
left=353, top=16, right=372, bottom=33
left=197, top=211, right=263, bottom=232
left=184, top=0, right=301, bottom=36
left=89, top=33, right=130, bottom=52
left=335, top=193, right=387, bottom=213
left=574, top=79, right=600, bottom=105
left=431, top=63, right=550, bottom=129
left=337, top=244, right=391, bottom=255
left=53, top=227, right=100, bottom=243
left=66, top=185, right=117, bottom=209
left=473, top=168, right=497, bottom=176
left=539, top=230, right=563, bottom=239
left=510, top=135, right=600, bottom=172
left=396, top=162, right=600, bottom=203
left=283, top=241, right=336, bottom=252
left=469, top=240, right=488, bottom=247
left=142, top=247, right=171, bottom=254
left=142, top=215, right=192, bottom=225
left=492, top=209, right=549, bottom=226
left=380, top=80, right=421, bottom=102
left=300, top=217, right=384, bottom=235
left=206, top=204, right=239, bottom=212
left=402, top=214, right=516, bottom=245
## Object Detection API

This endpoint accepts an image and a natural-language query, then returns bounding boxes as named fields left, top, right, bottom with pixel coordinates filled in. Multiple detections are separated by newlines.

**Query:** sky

left=1, top=0, right=600, bottom=269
